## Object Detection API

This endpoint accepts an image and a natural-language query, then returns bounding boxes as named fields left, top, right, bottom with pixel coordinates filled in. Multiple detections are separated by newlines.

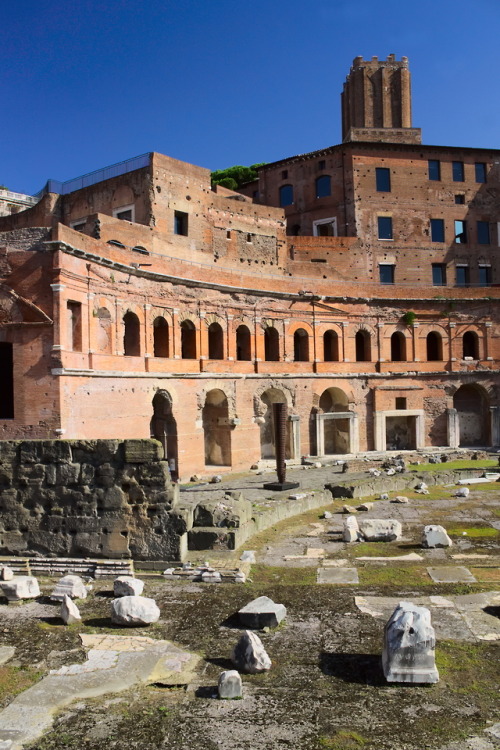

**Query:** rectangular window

left=67, top=301, right=82, bottom=352
left=375, top=167, right=391, bottom=192
left=377, top=216, right=393, bottom=240
left=318, top=160, right=326, bottom=170
left=452, top=161, right=464, bottom=182
left=479, top=266, right=492, bottom=286
left=70, top=220, right=86, bottom=232
left=113, top=204, right=135, bottom=222
left=279, top=184, right=293, bottom=207
left=454, top=219, right=467, bottom=243
left=475, top=162, right=487, bottom=183
left=428, top=159, right=440, bottom=181
left=432, top=263, right=447, bottom=286
left=281, top=169, right=288, bottom=179
left=395, top=397, right=407, bottom=410
left=379, top=264, right=395, bottom=284
left=0, top=342, right=14, bottom=419
left=456, top=266, right=470, bottom=286
left=455, top=194, right=465, bottom=204
left=174, top=210, right=188, bottom=236
left=430, top=218, right=445, bottom=242
left=477, top=221, right=490, bottom=244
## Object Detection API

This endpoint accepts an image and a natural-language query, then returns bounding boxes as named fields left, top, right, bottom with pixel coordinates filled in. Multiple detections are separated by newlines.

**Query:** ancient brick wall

left=0, top=439, right=186, bottom=560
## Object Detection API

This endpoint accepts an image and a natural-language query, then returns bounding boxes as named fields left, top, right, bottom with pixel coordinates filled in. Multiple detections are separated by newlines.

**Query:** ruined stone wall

left=0, top=439, right=186, bottom=561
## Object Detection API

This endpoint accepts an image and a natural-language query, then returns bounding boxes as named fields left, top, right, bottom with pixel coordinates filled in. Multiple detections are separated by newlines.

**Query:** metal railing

left=35, top=153, right=151, bottom=198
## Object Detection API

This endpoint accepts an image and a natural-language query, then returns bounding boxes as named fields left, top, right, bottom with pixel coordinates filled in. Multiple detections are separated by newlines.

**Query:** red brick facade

left=0, top=57, right=499, bottom=479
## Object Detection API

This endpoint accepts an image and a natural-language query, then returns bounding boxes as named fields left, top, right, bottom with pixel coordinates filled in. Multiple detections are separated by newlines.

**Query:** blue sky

left=2, top=0, right=499, bottom=194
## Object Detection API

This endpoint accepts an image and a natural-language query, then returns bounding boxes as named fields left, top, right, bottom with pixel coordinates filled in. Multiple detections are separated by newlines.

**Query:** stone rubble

left=0, top=566, right=14, bottom=581
left=60, top=594, right=82, bottom=625
left=0, top=576, right=40, bottom=602
left=382, top=601, right=439, bottom=684
left=238, top=595, right=286, bottom=629
left=359, top=519, right=402, bottom=542
left=232, top=630, right=272, bottom=674
left=454, top=486, right=470, bottom=497
left=111, top=595, right=160, bottom=626
left=422, top=525, right=453, bottom=548
left=50, top=575, right=88, bottom=601
left=218, top=669, right=243, bottom=699
left=391, top=495, right=409, bottom=504
left=113, top=576, right=145, bottom=597
left=343, top=515, right=360, bottom=543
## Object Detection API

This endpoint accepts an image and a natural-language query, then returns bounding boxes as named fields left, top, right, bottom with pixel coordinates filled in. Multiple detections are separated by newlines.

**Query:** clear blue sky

left=2, top=0, right=499, bottom=195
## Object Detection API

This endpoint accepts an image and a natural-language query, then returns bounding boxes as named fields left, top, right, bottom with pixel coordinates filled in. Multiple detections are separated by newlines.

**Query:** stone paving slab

left=0, top=647, right=15, bottom=666
left=317, top=567, right=359, bottom=584
left=427, top=566, right=477, bottom=583
left=356, top=552, right=423, bottom=562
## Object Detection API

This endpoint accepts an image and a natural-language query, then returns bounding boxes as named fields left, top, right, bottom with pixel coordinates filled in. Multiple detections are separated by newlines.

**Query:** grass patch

left=250, top=564, right=317, bottom=585
left=447, top=526, right=499, bottom=538
left=0, top=665, right=43, bottom=707
left=410, top=459, right=497, bottom=472
left=358, top=566, right=430, bottom=587
left=470, top=567, right=500, bottom=582
left=319, top=730, right=368, bottom=749
left=436, top=641, right=499, bottom=698
left=348, top=541, right=417, bottom=558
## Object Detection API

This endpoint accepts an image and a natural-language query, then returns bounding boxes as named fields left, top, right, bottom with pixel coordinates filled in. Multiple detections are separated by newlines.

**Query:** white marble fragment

left=218, top=669, right=242, bottom=699
left=232, top=631, right=271, bottom=674
left=422, top=525, right=453, bottom=548
left=343, top=515, right=360, bottom=543
left=61, top=594, right=81, bottom=625
left=0, top=566, right=14, bottom=581
left=111, top=596, right=160, bottom=626
left=0, top=576, right=40, bottom=602
left=382, top=602, right=439, bottom=684
left=240, top=551, right=256, bottom=563
left=391, top=496, right=409, bottom=504
left=50, top=575, right=87, bottom=601
left=113, top=576, right=144, bottom=597
left=454, top=486, right=470, bottom=497
left=238, top=596, right=286, bottom=628
left=359, top=519, right=402, bottom=542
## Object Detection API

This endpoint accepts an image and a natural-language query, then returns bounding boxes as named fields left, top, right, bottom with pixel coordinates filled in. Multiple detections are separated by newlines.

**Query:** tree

left=211, top=163, right=266, bottom=190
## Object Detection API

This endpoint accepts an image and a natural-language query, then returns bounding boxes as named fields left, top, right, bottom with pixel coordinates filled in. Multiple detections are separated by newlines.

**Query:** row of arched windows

left=279, top=175, right=332, bottom=207
left=119, top=314, right=481, bottom=362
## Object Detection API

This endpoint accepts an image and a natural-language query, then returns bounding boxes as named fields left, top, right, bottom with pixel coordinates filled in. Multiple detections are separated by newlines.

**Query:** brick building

left=0, top=55, right=499, bottom=480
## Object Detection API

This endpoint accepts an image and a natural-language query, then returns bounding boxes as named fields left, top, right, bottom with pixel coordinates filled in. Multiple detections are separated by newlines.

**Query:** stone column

left=172, top=309, right=180, bottom=359
left=447, top=407, right=459, bottom=448
left=315, top=414, right=325, bottom=457
left=349, top=412, right=360, bottom=453
left=490, top=406, right=500, bottom=447
left=374, top=411, right=385, bottom=451
left=50, top=283, right=66, bottom=352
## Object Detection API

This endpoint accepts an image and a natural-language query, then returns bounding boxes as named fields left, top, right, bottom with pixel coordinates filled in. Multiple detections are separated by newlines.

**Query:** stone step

left=0, top=557, right=134, bottom=579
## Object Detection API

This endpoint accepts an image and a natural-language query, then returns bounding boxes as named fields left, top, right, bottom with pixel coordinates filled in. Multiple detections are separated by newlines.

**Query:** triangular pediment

left=0, top=285, right=52, bottom=325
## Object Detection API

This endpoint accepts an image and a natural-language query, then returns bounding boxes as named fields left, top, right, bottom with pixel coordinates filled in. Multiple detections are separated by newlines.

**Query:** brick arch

left=112, top=185, right=135, bottom=209
left=417, top=323, right=448, bottom=338
left=253, top=380, right=295, bottom=417
left=286, top=320, right=314, bottom=337
left=178, top=311, right=198, bottom=326
left=196, top=382, right=236, bottom=418
left=260, top=318, right=280, bottom=330
left=204, top=312, right=225, bottom=327
left=351, top=322, right=376, bottom=337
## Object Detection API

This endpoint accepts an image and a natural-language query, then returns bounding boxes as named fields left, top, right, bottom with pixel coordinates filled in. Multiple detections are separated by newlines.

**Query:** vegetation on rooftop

left=211, top=163, right=266, bottom=191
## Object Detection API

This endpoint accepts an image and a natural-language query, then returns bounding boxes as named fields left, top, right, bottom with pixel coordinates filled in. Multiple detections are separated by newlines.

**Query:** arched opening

left=259, top=388, right=291, bottom=460
left=264, top=327, right=279, bottom=361
left=96, top=307, right=112, bottom=353
left=123, top=312, right=140, bottom=356
left=208, top=322, right=224, bottom=360
left=426, top=331, right=443, bottom=361
left=293, top=328, right=309, bottom=361
left=318, top=387, right=350, bottom=454
left=0, top=342, right=14, bottom=419
left=203, top=389, right=231, bottom=466
left=323, top=330, right=339, bottom=362
left=453, top=384, right=489, bottom=446
left=153, top=317, right=169, bottom=358
left=463, top=331, right=479, bottom=359
left=390, top=331, right=407, bottom=362
left=236, top=325, right=251, bottom=361
left=181, top=320, right=197, bottom=359
left=355, top=330, right=371, bottom=362
left=150, top=391, right=178, bottom=480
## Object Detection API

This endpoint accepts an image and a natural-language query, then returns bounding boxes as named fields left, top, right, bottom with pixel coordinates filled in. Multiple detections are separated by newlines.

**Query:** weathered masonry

left=0, top=55, right=499, bottom=480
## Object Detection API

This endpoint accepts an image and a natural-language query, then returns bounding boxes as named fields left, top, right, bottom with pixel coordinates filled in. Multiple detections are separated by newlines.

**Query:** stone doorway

left=150, top=391, right=178, bottom=480
left=202, top=389, right=232, bottom=467
left=453, top=384, right=489, bottom=446
left=316, top=387, right=353, bottom=455
left=385, top=415, right=417, bottom=451
left=259, top=388, right=293, bottom=460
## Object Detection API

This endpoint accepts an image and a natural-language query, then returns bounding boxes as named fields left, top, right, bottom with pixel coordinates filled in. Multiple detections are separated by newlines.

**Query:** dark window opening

left=67, top=301, right=82, bottom=352
left=426, top=332, right=443, bottom=361
left=355, top=330, right=371, bottom=362
left=0, top=342, right=14, bottom=419
left=456, top=266, right=470, bottom=287
left=428, top=160, right=441, bottom=181
left=264, top=327, right=279, bottom=361
left=455, top=194, right=465, bottom=204
left=291, top=224, right=301, bottom=236
left=236, top=325, right=251, bottom=361
left=123, top=312, right=141, bottom=356
left=153, top=317, right=169, bottom=358
left=375, top=167, right=391, bottom=192
left=293, top=328, right=309, bottom=362
left=395, top=397, right=407, bottom=410
left=107, top=239, right=125, bottom=248
left=116, top=209, right=133, bottom=221
left=379, top=264, right=395, bottom=284
left=279, top=184, right=293, bottom=207
left=316, top=222, right=335, bottom=237
left=72, top=222, right=86, bottom=232
left=452, top=161, right=464, bottom=182
left=318, top=160, right=326, bottom=170
left=132, top=246, right=149, bottom=255
left=432, top=263, right=447, bottom=286
left=378, top=216, right=393, bottom=240
left=174, top=211, right=188, bottom=236
left=463, top=331, right=479, bottom=359
left=315, top=175, right=331, bottom=198
left=323, top=330, right=339, bottom=362
left=281, top=170, right=288, bottom=180
left=181, top=320, right=197, bottom=359
left=479, top=266, right=492, bottom=286
left=430, top=218, right=445, bottom=242
left=475, top=162, right=487, bottom=183
left=208, top=322, right=224, bottom=360
left=390, top=332, right=406, bottom=361
left=454, top=220, right=467, bottom=244
left=477, top=221, right=490, bottom=244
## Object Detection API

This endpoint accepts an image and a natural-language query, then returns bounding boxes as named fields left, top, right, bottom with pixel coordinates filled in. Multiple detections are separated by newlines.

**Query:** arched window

left=279, top=184, right=293, bottom=207
left=181, top=320, right=197, bottom=359
left=123, top=312, right=140, bottom=356
left=463, top=331, right=479, bottom=359
left=293, top=328, right=309, bottom=361
left=153, top=317, right=169, bottom=358
left=208, top=322, right=224, bottom=360
left=0, top=342, right=14, bottom=418
left=315, top=175, right=331, bottom=198
left=323, top=330, right=339, bottom=362
left=355, top=330, right=371, bottom=362
left=390, top=332, right=406, bottom=362
left=426, top=331, right=443, bottom=361
left=264, top=327, right=279, bottom=361
left=236, top=325, right=251, bottom=361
